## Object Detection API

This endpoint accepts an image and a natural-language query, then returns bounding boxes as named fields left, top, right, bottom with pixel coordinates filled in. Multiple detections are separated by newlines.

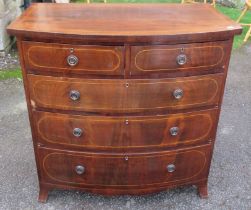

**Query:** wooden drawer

left=34, top=109, right=217, bottom=149
left=22, top=41, right=124, bottom=75
left=130, top=41, right=229, bottom=75
left=28, top=74, right=224, bottom=113
left=39, top=145, right=211, bottom=187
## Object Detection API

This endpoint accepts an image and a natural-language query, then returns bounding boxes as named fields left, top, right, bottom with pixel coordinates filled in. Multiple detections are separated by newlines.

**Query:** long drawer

left=22, top=41, right=124, bottom=75
left=28, top=74, right=224, bottom=113
left=130, top=41, right=229, bottom=75
left=34, top=109, right=217, bottom=149
left=39, top=145, right=211, bottom=187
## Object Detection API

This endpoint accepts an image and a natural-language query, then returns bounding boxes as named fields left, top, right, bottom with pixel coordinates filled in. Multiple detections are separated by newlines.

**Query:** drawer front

left=22, top=41, right=124, bottom=75
left=39, top=145, right=210, bottom=186
left=28, top=74, right=224, bottom=113
left=130, top=41, right=229, bottom=75
left=34, top=109, right=217, bottom=149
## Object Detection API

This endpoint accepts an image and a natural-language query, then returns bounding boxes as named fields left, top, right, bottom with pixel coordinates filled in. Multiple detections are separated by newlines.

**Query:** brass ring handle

left=166, top=164, right=176, bottom=173
left=75, top=165, right=85, bottom=175
left=73, top=128, right=83, bottom=137
left=69, top=90, right=80, bottom=101
left=176, top=54, right=187, bottom=66
left=173, top=88, right=183, bottom=100
left=67, top=54, right=79, bottom=67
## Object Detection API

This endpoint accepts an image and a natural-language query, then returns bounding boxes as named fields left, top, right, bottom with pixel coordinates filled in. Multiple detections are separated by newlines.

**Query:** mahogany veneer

left=34, top=109, right=218, bottom=149
left=7, top=3, right=241, bottom=202
left=28, top=74, right=224, bottom=113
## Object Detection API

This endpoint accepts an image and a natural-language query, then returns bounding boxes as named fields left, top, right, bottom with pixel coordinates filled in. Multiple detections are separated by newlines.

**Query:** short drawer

left=130, top=41, right=229, bottom=75
left=34, top=109, right=217, bottom=149
left=22, top=41, right=124, bottom=75
left=28, top=74, right=224, bottom=113
left=39, top=145, right=211, bottom=187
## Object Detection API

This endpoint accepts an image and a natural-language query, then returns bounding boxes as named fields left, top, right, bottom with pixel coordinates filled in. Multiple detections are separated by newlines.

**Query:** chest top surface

left=7, top=3, right=241, bottom=43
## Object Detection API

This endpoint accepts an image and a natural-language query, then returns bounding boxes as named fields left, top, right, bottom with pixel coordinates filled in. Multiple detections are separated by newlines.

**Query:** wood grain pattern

left=28, top=74, right=224, bottom=113
left=34, top=109, right=217, bottom=149
left=7, top=4, right=242, bottom=43
left=23, top=41, right=124, bottom=75
left=39, top=144, right=211, bottom=187
left=130, top=41, right=228, bottom=75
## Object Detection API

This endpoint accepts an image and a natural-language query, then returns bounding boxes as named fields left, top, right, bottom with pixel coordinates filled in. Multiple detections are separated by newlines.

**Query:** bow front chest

left=7, top=3, right=242, bottom=202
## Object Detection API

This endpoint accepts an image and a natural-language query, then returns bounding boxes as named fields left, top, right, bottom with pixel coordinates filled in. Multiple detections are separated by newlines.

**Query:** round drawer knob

left=75, top=165, right=85, bottom=175
left=69, top=90, right=80, bottom=101
left=170, top=127, right=179, bottom=136
left=73, top=128, right=83, bottom=137
left=176, top=54, right=187, bottom=66
left=167, top=164, right=176, bottom=173
left=67, top=54, right=79, bottom=67
left=173, top=88, right=183, bottom=100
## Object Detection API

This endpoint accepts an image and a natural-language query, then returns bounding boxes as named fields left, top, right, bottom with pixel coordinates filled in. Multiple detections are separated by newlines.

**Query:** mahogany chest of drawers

left=7, top=3, right=242, bottom=202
